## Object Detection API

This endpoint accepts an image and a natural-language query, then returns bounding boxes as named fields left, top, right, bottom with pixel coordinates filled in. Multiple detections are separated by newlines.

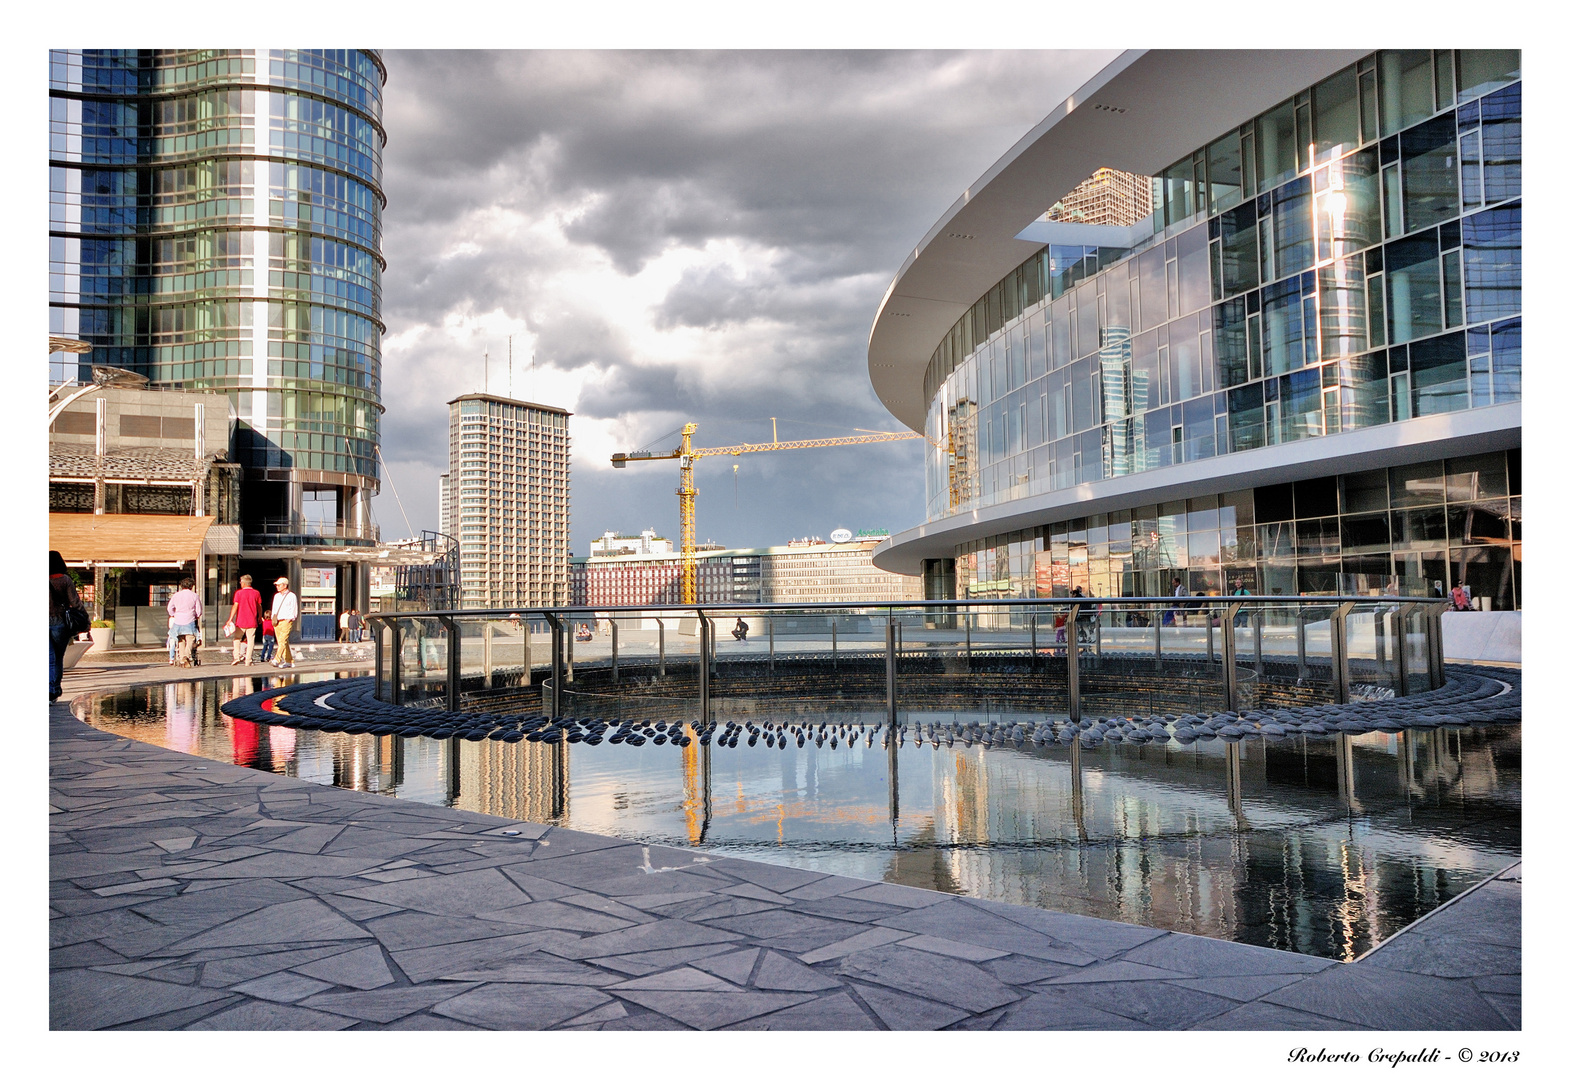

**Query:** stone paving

left=49, top=699, right=1520, bottom=1031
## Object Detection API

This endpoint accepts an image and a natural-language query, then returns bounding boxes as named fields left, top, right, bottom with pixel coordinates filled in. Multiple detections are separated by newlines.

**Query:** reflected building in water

left=80, top=680, right=1517, bottom=958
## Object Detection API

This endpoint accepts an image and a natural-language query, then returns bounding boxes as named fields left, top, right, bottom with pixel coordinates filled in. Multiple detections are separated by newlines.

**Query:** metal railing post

left=482, top=621, right=493, bottom=689
left=697, top=609, right=710, bottom=728
left=1427, top=602, right=1446, bottom=688
left=1394, top=602, right=1417, bottom=697
left=522, top=619, right=531, bottom=682
left=1206, top=608, right=1215, bottom=662
left=1030, top=614, right=1037, bottom=672
left=435, top=615, right=460, bottom=712
left=885, top=614, right=897, bottom=728
left=1153, top=604, right=1163, bottom=670
left=1253, top=608, right=1265, bottom=675
left=964, top=614, right=972, bottom=669
left=373, top=617, right=384, bottom=700
left=611, top=619, right=619, bottom=683
left=1066, top=603, right=1081, bottom=722
left=565, top=616, right=575, bottom=684
left=767, top=616, right=774, bottom=671
left=656, top=617, right=666, bottom=678
left=1330, top=601, right=1356, bottom=705
left=1221, top=603, right=1240, bottom=712
left=543, top=613, right=563, bottom=717
left=390, top=618, right=403, bottom=707
left=1297, top=609, right=1309, bottom=680
left=831, top=618, right=838, bottom=669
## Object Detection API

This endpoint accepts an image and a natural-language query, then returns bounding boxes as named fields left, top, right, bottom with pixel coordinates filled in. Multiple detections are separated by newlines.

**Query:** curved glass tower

left=868, top=50, right=1521, bottom=611
left=49, top=49, right=386, bottom=562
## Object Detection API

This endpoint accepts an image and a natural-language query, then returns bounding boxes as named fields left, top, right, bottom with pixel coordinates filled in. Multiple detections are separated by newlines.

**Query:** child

left=258, top=613, right=277, bottom=663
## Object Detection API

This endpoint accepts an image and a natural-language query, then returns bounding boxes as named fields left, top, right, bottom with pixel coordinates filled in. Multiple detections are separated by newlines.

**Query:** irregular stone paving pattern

left=50, top=703, right=1520, bottom=1031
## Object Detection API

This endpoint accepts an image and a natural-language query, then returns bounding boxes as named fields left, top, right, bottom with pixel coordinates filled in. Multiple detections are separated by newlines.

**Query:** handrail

left=368, top=596, right=1449, bottom=719
left=365, top=595, right=1449, bottom=624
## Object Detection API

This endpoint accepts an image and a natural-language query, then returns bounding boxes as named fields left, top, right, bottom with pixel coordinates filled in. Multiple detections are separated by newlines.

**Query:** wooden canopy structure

left=48, top=513, right=215, bottom=565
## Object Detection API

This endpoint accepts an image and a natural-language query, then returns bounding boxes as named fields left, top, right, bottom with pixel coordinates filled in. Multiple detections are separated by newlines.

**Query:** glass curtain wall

left=952, top=448, right=1519, bottom=610
left=49, top=49, right=387, bottom=544
left=922, top=50, right=1521, bottom=526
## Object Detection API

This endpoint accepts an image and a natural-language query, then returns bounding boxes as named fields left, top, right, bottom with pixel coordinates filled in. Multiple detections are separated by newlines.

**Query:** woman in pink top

left=167, top=577, right=202, bottom=666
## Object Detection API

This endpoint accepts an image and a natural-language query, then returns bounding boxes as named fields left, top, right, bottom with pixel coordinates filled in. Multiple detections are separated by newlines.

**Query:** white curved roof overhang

left=868, top=49, right=1370, bottom=434
left=872, top=404, right=1522, bottom=576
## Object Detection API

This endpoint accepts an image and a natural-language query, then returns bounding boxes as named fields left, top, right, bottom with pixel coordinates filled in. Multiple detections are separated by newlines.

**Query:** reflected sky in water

left=78, top=674, right=1520, bottom=961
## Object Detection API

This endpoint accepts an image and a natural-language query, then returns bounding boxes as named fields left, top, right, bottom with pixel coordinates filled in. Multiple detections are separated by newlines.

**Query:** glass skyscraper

left=49, top=49, right=386, bottom=598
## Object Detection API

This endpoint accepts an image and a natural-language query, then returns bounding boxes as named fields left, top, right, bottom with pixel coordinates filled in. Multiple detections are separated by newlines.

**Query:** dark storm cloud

left=372, top=48, right=1118, bottom=549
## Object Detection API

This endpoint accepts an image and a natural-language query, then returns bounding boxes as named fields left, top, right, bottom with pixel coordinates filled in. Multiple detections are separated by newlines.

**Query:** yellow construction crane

left=612, top=419, right=927, bottom=604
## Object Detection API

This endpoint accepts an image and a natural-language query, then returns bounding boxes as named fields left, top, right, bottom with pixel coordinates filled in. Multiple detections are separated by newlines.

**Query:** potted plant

left=88, top=618, right=115, bottom=652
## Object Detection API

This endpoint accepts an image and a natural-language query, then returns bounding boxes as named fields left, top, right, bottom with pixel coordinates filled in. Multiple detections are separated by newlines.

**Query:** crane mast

left=613, top=421, right=930, bottom=604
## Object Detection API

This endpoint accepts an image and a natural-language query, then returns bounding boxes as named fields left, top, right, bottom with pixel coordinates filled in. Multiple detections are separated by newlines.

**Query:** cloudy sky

left=371, top=50, right=1118, bottom=553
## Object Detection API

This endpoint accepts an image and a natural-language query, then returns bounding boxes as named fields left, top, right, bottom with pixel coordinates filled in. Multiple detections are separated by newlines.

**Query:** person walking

left=258, top=612, right=277, bottom=663
left=348, top=608, right=363, bottom=643
left=1170, top=576, right=1189, bottom=627
left=228, top=574, right=263, bottom=665
left=1230, top=577, right=1252, bottom=627
left=48, top=550, right=82, bottom=703
left=167, top=577, right=202, bottom=666
left=338, top=607, right=352, bottom=642
left=271, top=576, right=299, bottom=668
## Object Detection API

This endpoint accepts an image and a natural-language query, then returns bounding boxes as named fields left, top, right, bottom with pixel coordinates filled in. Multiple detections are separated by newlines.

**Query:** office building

left=591, top=529, right=673, bottom=556
left=448, top=393, right=571, bottom=607
left=575, top=534, right=924, bottom=608
left=868, top=50, right=1521, bottom=610
left=48, top=49, right=387, bottom=609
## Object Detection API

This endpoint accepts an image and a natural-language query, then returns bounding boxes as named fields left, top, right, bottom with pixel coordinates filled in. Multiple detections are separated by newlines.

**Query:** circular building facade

left=868, top=49, right=1521, bottom=610
left=48, top=49, right=387, bottom=550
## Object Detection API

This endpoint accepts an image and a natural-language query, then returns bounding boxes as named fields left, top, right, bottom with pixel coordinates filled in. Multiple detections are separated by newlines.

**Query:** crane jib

left=609, top=423, right=931, bottom=604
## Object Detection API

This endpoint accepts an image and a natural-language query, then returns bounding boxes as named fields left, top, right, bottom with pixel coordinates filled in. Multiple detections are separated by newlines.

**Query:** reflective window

left=1462, top=203, right=1521, bottom=323
left=1481, top=84, right=1522, bottom=204
left=1401, top=113, right=1460, bottom=232
left=1313, top=66, right=1361, bottom=163
left=1379, top=50, right=1436, bottom=137
left=1458, top=50, right=1521, bottom=101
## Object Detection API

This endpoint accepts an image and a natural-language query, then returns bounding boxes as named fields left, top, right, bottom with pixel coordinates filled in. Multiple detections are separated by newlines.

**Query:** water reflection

left=79, top=678, right=1519, bottom=960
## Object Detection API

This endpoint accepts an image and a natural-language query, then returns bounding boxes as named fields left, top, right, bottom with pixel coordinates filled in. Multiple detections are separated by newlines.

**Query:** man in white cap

left=271, top=575, right=299, bottom=668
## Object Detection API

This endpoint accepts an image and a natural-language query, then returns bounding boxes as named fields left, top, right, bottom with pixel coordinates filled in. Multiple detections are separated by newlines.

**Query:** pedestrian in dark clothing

left=48, top=550, right=81, bottom=703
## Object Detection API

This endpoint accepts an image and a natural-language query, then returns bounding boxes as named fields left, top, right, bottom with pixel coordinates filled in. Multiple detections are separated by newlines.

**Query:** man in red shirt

left=228, top=574, right=264, bottom=666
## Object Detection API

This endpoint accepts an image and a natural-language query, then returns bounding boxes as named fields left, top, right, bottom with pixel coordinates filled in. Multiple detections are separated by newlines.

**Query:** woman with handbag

left=49, top=550, right=86, bottom=703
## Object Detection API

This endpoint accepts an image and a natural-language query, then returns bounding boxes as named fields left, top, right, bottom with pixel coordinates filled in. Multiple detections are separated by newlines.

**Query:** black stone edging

left=219, top=664, right=1520, bottom=752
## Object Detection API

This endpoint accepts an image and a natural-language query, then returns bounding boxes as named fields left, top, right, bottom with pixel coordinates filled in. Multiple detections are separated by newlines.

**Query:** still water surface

left=77, top=673, right=1520, bottom=961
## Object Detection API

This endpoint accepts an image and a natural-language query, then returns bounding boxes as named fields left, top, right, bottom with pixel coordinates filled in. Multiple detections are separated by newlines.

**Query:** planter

left=88, top=626, right=114, bottom=652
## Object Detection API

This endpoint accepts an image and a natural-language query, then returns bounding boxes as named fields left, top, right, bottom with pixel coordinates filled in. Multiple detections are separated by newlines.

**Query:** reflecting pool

left=77, top=674, right=1520, bottom=961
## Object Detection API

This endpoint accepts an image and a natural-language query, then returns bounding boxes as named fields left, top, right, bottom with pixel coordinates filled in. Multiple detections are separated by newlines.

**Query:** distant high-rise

left=48, top=49, right=387, bottom=610
left=438, top=472, right=451, bottom=537
left=447, top=393, right=571, bottom=607
left=1046, top=167, right=1152, bottom=227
